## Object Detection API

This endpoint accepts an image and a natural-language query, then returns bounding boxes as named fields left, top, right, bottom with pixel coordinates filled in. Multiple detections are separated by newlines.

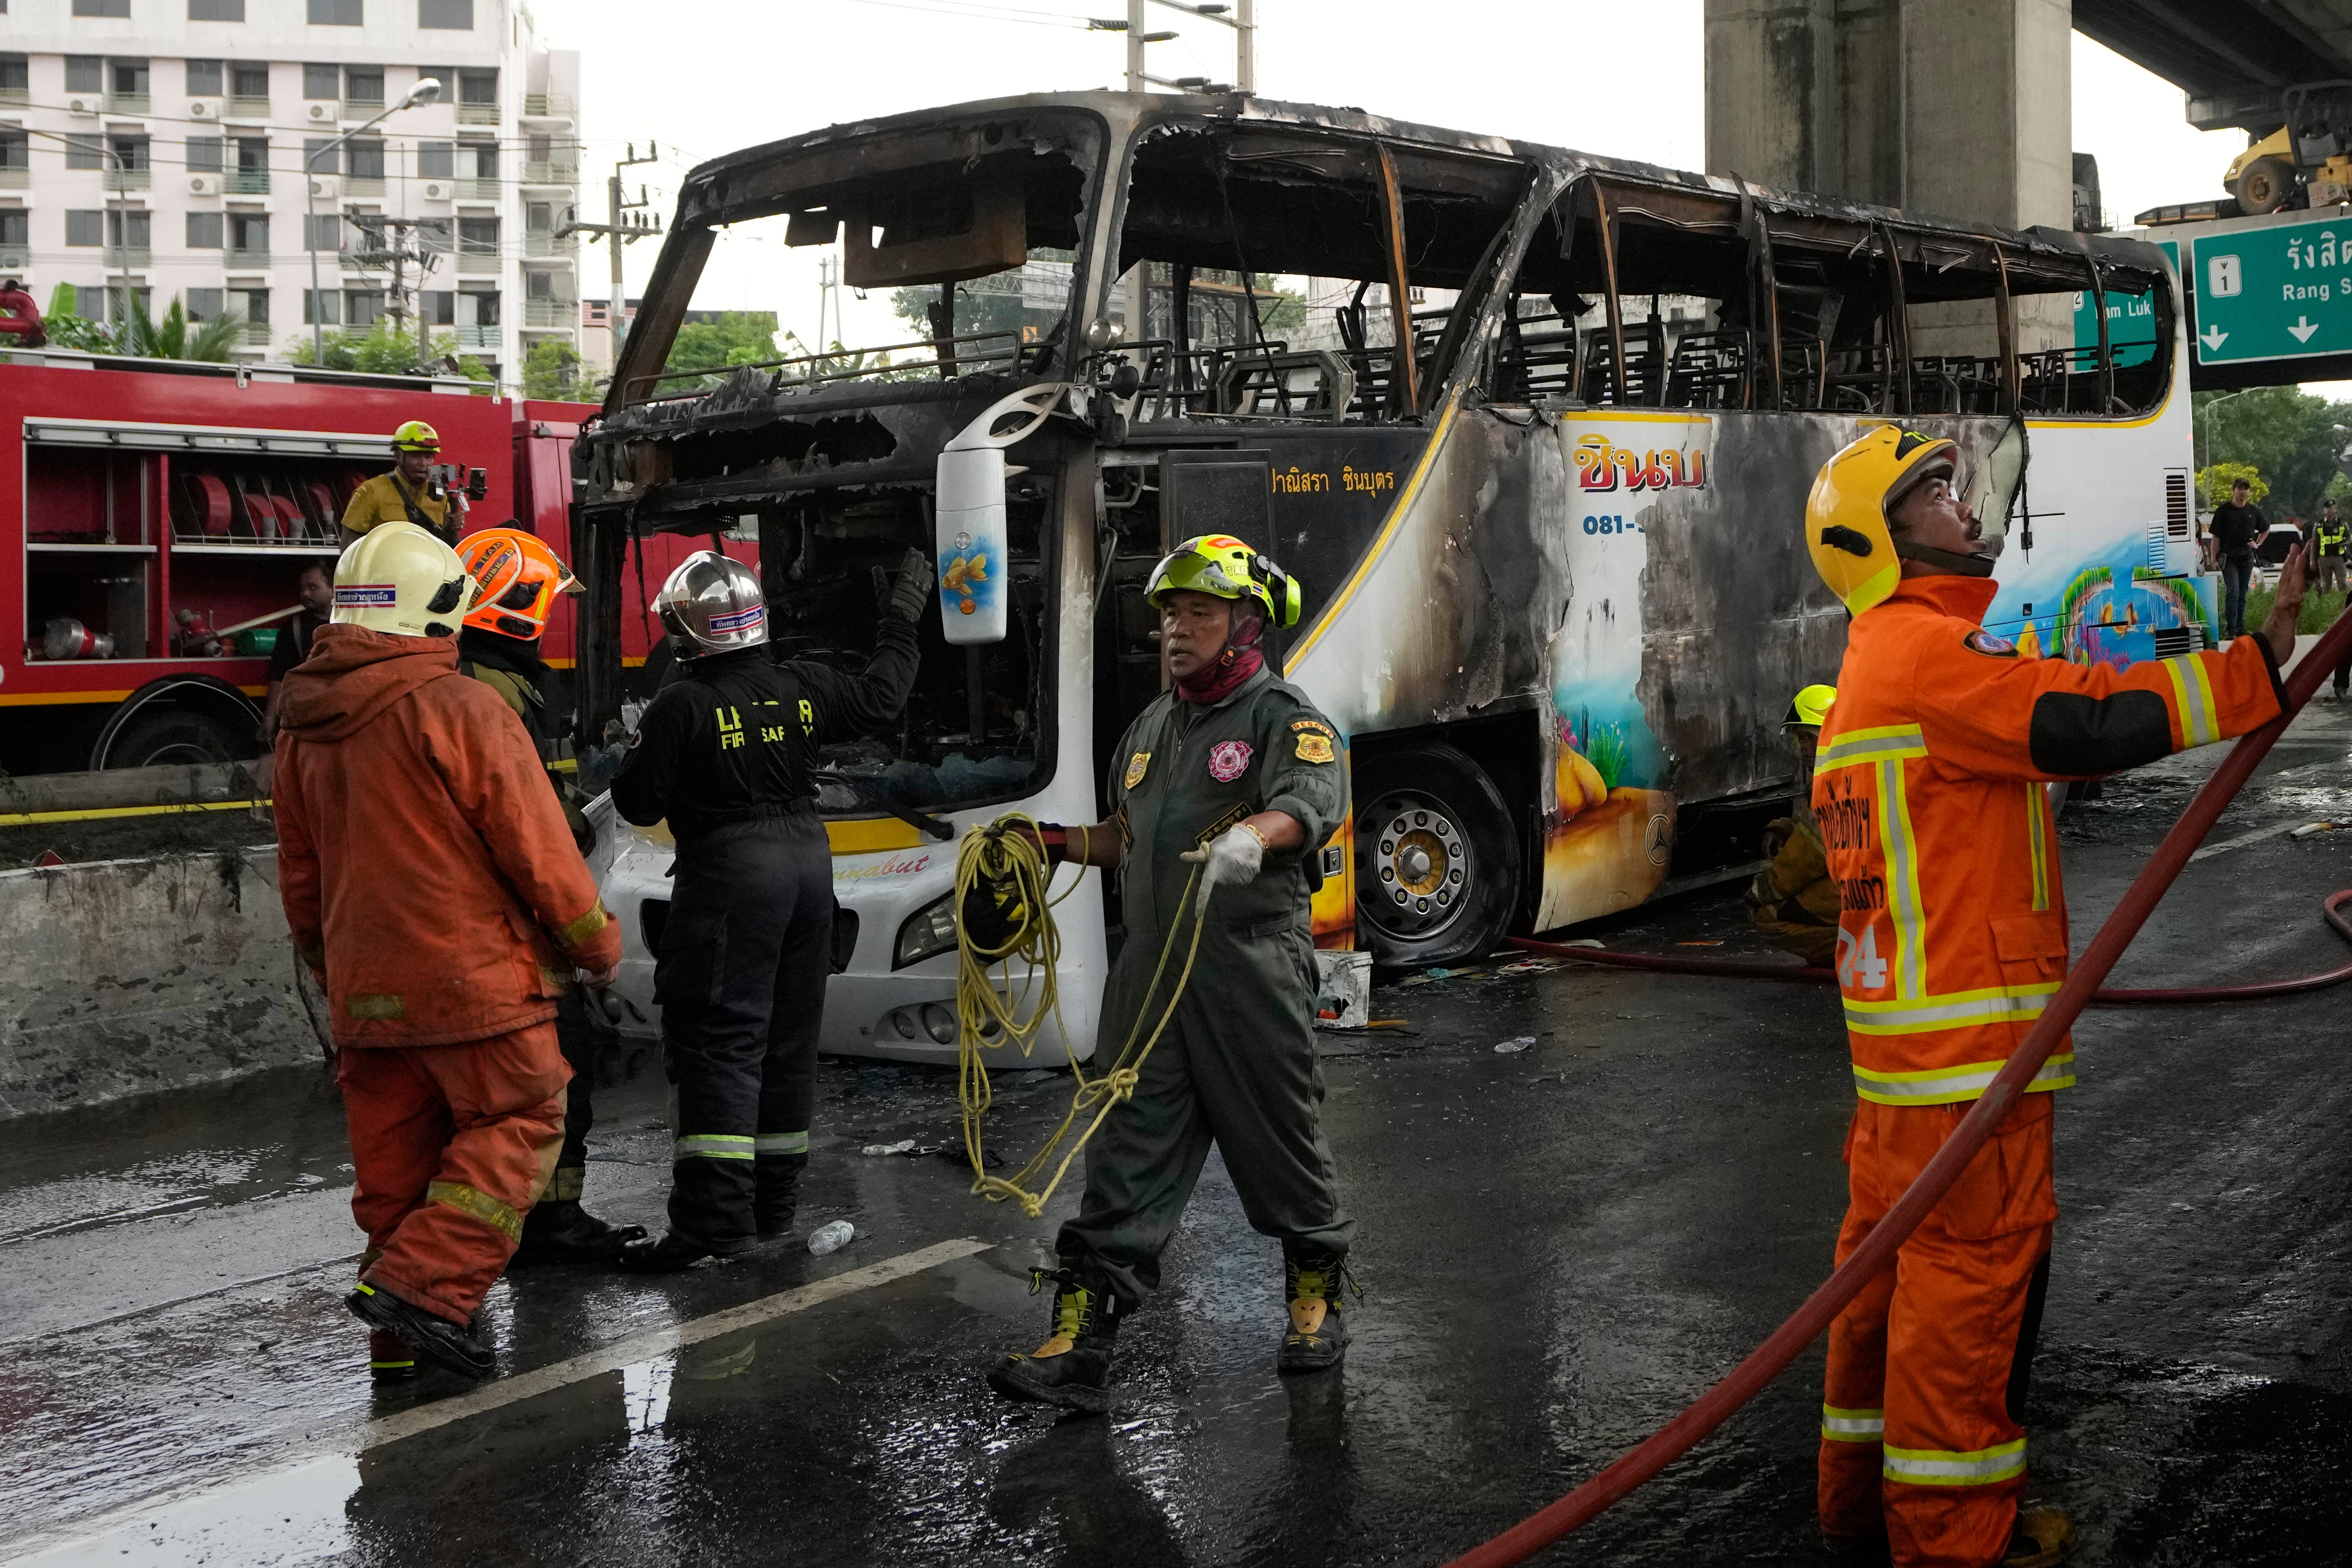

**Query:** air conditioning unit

left=421, top=181, right=452, bottom=202
left=189, top=99, right=218, bottom=120
left=310, top=175, right=338, bottom=198
left=189, top=174, right=221, bottom=196
left=306, top=101, right=335, bottom=124
left=0, top=251, right=28, bottom=272
left=66, top=96, right=99, bottom=117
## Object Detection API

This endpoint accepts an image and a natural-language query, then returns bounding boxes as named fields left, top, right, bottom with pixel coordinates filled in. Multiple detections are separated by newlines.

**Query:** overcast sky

left=539, top=0, right=2276, bottom=377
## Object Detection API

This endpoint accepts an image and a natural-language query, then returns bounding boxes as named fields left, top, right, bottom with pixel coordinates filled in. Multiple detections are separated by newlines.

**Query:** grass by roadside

left=2244, top=584, right=2347, bottom=634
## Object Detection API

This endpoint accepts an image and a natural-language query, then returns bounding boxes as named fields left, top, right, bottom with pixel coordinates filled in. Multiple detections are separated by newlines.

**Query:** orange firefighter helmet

left=456, top=527, right=579, bottom=640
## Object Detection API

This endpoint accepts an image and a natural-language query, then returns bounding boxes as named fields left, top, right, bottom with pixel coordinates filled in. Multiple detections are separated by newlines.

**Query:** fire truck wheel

left=102, top=709, right=252, bottom=770
left=1353, top=742, right=1520, bottom=968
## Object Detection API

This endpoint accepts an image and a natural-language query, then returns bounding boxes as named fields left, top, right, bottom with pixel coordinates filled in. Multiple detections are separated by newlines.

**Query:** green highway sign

left=2189, top=215, right=2352, bottom=365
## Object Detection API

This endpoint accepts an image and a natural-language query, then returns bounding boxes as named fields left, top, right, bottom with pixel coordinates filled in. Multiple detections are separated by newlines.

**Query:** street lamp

left=2197, top=387, right=2254, bottom=480
left=308, top=77, right=441, bottom=368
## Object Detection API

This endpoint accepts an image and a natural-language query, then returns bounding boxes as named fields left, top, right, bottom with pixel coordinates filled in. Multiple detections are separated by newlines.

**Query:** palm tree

left=116, top=295, right=240, bottom=363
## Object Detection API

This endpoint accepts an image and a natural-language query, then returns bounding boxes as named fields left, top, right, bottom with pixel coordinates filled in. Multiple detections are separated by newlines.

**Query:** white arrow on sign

left=2202, top=326, right=2228, bottom=350
left=2291, top=316, right=2321, bottom=343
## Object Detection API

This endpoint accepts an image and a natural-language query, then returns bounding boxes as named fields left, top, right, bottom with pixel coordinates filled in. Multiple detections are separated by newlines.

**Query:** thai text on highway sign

left=2188, top=214, right=2352, bottom=365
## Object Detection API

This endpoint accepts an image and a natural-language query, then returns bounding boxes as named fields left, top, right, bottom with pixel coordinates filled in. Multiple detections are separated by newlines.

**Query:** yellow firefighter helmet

left=1805, top=426, right=1961, bottom=616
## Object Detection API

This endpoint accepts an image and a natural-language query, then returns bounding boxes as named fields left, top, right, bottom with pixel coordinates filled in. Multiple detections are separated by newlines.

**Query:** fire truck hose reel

left=1443, top=609, right=2352, bottom=1568
left=953, top=815, right=1209, bottom=1220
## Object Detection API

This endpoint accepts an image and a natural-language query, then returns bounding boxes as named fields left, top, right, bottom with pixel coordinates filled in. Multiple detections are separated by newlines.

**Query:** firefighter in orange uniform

left=1805, top=426, right=2302, bottom=1568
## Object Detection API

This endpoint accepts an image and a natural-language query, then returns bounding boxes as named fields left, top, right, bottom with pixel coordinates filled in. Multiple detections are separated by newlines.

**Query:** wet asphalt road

left=8, top=707, right=2352, bottom=1566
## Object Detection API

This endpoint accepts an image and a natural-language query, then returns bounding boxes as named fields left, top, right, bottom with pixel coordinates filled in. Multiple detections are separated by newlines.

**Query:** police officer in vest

left=609, top=547, right=931, bottom=1271
left=2316, top=498, right=2348, bottom=595
left=985, top=534, right=1354, bottom=1413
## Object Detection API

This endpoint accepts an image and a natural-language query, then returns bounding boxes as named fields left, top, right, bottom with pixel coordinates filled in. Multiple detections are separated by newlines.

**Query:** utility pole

left=558, top=144, right=660, bottom=395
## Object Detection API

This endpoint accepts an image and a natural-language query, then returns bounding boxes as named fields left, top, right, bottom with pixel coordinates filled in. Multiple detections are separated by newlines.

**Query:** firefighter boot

left=986, top=1263, right=1126, bottom=1414
left=755, top=1150, right=808, bottom=1242
left=512, top=1198, right=645, bottom=1265
left=346, top=1283, right=494, bottom=1380
left=367, top=1329, right=420, bottom=1382
left=2003, top=1505, right=2076, bottom=1568
left=617, top=1231, right=717, bottom=1274
left=1277, top=1248, right=1352, bottom=1374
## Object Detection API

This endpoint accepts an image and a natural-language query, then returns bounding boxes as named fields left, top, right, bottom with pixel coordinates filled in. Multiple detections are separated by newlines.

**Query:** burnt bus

left=576, top=92, right=2187, bottom=1064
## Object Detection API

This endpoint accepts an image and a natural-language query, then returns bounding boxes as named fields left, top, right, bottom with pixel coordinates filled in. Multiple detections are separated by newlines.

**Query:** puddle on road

left=14, top=1455, right=359, bottom=1567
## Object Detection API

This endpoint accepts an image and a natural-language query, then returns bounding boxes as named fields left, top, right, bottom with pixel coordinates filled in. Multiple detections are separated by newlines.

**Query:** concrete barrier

left=0, top=846, right=323, bottom=1120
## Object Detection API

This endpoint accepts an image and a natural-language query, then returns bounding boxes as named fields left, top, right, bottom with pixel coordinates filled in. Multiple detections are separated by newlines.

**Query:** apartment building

left=0, top=0, right=582, bottom=390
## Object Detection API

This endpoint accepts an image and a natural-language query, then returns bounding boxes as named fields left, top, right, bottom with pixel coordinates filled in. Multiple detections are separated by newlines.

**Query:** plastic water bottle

left=807, top=1220, right=855, bottom=1257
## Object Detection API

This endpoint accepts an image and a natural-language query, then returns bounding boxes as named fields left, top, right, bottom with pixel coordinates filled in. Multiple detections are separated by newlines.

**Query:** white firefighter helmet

left=330, top=521, right=476, bottom=637
left=656, top=550, right=769, bottom=659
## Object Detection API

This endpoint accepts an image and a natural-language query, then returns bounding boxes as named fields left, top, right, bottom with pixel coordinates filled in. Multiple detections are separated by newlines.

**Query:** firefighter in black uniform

left=610, top=546, right=931, bottom=1271
left=451, top=526, right=646, bottom=1265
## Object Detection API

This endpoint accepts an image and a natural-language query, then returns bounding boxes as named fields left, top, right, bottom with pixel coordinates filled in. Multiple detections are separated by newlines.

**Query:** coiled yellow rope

left=954, top=814, right=1209, bottom=1218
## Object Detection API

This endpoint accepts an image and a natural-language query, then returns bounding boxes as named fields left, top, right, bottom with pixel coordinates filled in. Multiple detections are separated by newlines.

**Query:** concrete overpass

left=2074, top=0, right=2352, bottom=136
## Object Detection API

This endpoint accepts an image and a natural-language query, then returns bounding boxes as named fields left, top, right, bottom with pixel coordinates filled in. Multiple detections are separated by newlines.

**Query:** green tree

left=289, top=318, right=492, bottom=386
left=521, top=337, right=584, bottom=399
left=2197, top=461, right=2269, bottom=509
left=40, top=284, right=238, bottom=359
left=2195, top=387, right=2352, bottom=516
left=659, top=311, right=781, bottom=388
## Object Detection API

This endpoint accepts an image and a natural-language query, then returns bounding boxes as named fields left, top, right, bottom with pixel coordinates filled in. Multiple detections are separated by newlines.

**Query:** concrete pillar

left=1704, top=0, right=2076, bottom=350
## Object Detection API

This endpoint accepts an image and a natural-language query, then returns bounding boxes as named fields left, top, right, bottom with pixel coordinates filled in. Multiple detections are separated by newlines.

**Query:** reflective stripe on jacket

left=1813, top=575, right=2283, bottom=1105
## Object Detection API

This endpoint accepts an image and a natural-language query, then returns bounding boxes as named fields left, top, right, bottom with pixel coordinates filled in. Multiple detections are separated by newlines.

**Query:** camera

left=428, top=464, right=491, bottom=503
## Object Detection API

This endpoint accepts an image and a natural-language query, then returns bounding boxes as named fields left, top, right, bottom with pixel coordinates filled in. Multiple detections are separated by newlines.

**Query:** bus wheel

left=101, top=709, right=250, bottom=769
left=1353, top=743, right=1520, bottom=968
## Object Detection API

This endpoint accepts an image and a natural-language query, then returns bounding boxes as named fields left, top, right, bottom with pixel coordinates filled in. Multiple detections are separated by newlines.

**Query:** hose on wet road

left=1443, top=613, right=2352, bottom=1568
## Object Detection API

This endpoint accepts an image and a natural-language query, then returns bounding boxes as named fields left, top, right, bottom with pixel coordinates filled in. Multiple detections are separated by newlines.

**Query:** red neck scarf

left=1175, top=607, right=1265, bottom=706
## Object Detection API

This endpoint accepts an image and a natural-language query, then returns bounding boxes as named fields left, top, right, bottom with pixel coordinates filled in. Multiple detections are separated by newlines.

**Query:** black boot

left=986, top=1263, right=1126, bottom=1414
left=513, top=1197, right=645, bottom=1265
left=1278, top=1249, right=1353, bottom=1374
left=617, top=1231, right=718, bottom=1274
left=367, top=1329, right=420, bottom=1382
left=755, top=1150, right=808, bottom=1242
left=347, top=1282, right=494, bottom=1379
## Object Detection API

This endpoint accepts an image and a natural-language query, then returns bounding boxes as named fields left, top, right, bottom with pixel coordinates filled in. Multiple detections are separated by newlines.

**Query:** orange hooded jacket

left=274, top=623, right=620, bottom=1048
left=1812, top=575, right=2284, bottom=1106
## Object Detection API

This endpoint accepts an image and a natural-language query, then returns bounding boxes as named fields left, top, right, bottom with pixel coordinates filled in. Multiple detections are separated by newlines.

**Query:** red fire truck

left=1, top=347, right=712, bottom=774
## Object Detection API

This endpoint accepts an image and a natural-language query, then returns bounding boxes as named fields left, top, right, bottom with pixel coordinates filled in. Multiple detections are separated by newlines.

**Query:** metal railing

left=523, top=299, right=577, bottom=328
left=103, top=93, right=149, bottom=116
left=456, top=101, right=499, bottom=125
left=227, top=95, right=270, bottom=119
left=523, top=231, right=576, bottom=257
left=0, top=87, right=29, bottom=107
left=0, top=167, right=31, bottom=190
left=457, top=250, right=500, bottom=274
left=450, top=324, right=499, bottom=350
left=103, top=246, right=152, bottom=269
left=342, top=175, right=386, bottom=197
left=226, top=247, right=269, bottom=269
left=237, top=322, right=272, bottom=347
left=520, top=160, right=576, bottom=185
left=103, top=167, right=150, bottom=192
left=226, top=169, right=270, bottom=194
left=621, top=328, right=1027, bottom=404
left=453, top=177, right=499, bottom=201
left=341, top=99, right=384, bottom=121
left=523, top=93, right=574, bottom=118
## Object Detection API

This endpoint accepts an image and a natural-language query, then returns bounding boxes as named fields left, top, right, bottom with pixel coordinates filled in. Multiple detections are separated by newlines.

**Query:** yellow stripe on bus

left=1285, top=394, right=1462, bottom=673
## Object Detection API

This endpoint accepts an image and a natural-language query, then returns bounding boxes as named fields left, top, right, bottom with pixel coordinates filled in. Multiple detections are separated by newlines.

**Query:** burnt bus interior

left=601, top=124, right=1107, bottom=815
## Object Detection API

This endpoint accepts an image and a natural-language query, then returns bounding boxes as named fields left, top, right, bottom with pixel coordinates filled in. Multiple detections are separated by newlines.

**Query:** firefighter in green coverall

left=985, top=534, right=1355, bottom=1413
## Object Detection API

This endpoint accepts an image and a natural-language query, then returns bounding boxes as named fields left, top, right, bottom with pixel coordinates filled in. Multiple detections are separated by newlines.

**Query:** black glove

left=886, top=546, right=936, bottom=624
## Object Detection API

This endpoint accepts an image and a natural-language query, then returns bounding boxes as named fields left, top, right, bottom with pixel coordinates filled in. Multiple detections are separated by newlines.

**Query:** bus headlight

left=894, top=893, right=958, bottom=969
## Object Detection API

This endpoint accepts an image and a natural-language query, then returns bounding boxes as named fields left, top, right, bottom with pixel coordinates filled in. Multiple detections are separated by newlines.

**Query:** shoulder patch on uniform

left=1964, top=629, right=2018, bottom=658
left=1124, top=751, right=1151, bottom=789
left=1290, top=717, right=1334, bottom=735
left=1207, top=739, right=1253, bottom=782
left=1295, top=731, right=1336, bottom=763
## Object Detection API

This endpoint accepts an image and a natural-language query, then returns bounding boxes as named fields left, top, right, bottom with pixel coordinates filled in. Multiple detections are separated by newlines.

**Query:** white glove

left=1180, top=823, right=1264, bottom=908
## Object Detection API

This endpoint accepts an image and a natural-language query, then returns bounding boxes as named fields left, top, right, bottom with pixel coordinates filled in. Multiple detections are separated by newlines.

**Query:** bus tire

left=100, top=708, right=252, bottom=770
left=1353, top=742, right=1520, bottom=968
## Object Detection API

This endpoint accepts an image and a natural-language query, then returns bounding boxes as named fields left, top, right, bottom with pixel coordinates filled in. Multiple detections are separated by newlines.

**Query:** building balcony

left=523, top=232, right=576, bottom=258
left=103, top=248, right=153, bottom=269
left=0, top=168, right=28, bottom=190
left=520, top=161, right=576, bottom=186
left=458, top=250, right=500, bottom=275
left=456, top=102, right=500, bottom=126
left=453, top=177, right=500, bottom=201
left=104, top=94, right=150, bottom=117
left=523, top=93, right=574, bottom=119
left=236, top=322, right=272, bottom=347
left=449, top=324, right=500, bottom=350
left=0, top=87, right=29, bottom=107
left=523, top=300, right=577, bottom=328
left=227, top=96, right=271, bottom=120
left=226, top=248, right=270, bottom=270
left=341, top=100, right=385, bottom=122
left=103, top=167, right=152, bottom=192
left=342, top=176, right=386, bottom=197
left=226, top=170, right=270, bottom=195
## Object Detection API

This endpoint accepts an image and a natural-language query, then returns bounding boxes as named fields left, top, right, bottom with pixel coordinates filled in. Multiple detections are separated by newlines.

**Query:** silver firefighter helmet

left=656, top=550, right=768, bottom=659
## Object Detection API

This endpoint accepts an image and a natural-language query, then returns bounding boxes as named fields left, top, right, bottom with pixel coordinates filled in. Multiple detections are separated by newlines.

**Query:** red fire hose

left=1509, top=889, right=2352, bottom=1003
left=1447, top=615, right=2352, bottom=1568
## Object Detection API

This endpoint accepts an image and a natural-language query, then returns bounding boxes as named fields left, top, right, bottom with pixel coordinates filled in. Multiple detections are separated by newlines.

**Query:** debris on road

left=808, top=1221, right=856, bottom=1257
left=1494, top=1037, right=1536, bottom=1053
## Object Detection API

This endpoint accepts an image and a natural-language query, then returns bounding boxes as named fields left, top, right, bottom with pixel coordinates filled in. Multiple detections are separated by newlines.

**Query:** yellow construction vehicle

left=2226, top=83, right=2352, bottom=214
